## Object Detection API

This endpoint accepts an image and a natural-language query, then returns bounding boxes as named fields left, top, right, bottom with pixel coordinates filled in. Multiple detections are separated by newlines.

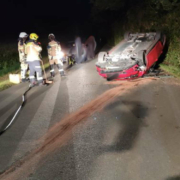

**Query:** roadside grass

left=0, top=44, right=19, bottom=76
left=0, top=62, right=20, bottom=77
left=159, top=38, right=180, bottom=78
left=160, top=64, right=180, bottom=78
left=0, top=57, right=49, bottom=92
left=0, top=79, right=14, bottom=91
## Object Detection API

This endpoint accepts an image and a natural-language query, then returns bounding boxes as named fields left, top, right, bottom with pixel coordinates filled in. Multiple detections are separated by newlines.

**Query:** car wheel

left=155, top=32, right=161, bottom=41
left=98, top=52, right=107, bottom=63
left=161, top=34, right=166, bottom=46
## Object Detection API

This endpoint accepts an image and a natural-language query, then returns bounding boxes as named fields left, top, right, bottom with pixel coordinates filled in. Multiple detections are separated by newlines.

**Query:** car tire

left=98, top=52, right=106, bottom=63
left=159, top=34, right=166, bottom=46
left=155, top=32, right=166, bottom=46
left=155, top=32, right=161, bottom=41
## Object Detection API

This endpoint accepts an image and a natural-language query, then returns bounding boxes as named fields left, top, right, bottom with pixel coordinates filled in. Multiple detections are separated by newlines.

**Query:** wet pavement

left=0, top=59, right=180, bottom=180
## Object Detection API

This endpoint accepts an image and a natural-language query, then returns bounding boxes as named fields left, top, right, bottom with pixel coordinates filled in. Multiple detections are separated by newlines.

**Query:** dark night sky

left=0, top=0, right=92, bottom=42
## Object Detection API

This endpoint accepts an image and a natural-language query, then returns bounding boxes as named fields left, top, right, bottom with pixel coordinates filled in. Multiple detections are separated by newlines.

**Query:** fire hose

left=0, top=86, right=31, bottom=135
left=0, top=58, right=53, bottom=135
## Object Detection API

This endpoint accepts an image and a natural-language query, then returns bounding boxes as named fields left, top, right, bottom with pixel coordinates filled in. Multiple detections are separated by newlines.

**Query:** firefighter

left=25, top=33, right=43, bottom=87
left=47, top=33, right=65, bottom=77
left=18, top=32, right=28, bottom=82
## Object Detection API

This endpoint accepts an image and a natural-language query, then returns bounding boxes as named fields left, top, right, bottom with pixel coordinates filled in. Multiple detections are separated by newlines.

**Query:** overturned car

left=96, top=32, right=166, bottom=80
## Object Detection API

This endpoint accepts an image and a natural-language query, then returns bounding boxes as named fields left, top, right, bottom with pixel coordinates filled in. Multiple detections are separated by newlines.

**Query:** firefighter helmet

left=19, top=32, right=28, bottom=38
left=48, top=33, right=55, bottom=40
left=49, top=33, right=55, bottom=37
left=30, top=33, right=39, bottom=41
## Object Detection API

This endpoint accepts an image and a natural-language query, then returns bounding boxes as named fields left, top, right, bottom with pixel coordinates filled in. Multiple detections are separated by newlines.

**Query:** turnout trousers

left=27, top=60, right=43, bottom=84
left=49, top=58, right=64, bottom=76
left=20, top=61, right=28, bottom=80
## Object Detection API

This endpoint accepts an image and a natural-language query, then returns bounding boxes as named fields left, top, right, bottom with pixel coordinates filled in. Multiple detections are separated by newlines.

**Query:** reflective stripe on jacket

left=47, top=40, right=61, bottom=59
left=18, top=41, right=26, bottom=62
left=25, top=42, right=42, bottom=62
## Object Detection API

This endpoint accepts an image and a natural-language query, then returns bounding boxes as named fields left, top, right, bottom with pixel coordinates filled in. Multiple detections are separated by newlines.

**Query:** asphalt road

left=0, top=59, right=180, bottom=180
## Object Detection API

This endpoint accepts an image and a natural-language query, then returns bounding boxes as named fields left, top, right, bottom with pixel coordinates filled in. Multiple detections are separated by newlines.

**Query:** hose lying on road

left=0, top=86, right=31, bottom=135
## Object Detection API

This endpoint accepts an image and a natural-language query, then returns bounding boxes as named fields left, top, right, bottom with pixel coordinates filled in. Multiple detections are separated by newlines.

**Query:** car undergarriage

left=96, top=32, right=166, bottom=80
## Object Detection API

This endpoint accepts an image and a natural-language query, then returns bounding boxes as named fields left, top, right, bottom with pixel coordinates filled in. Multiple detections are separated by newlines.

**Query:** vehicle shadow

left=166, top=176, right=180, bottom=180
left=98, top=100, right=148, bottom=153
left=72, top=99, right=149, bottom=180
left=107, top=73, right=120, bottom=81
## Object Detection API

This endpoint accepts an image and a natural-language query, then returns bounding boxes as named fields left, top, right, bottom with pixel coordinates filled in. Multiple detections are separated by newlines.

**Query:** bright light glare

left=58, top=51, right=64, bottom=58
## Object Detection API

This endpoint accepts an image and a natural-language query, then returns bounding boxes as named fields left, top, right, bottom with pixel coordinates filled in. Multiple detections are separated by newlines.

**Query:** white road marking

left=9, top=76, right=61, bottom=163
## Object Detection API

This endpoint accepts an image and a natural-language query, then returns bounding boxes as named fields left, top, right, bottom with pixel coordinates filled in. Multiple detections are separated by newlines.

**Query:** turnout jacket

left=25, top=41, right=42, bottom=62
left=47, top=40, right=61, bottom=60
left=18, top=40, right=26, bottom=62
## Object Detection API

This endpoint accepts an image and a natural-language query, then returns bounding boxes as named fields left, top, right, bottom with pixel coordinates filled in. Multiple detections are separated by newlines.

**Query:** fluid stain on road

left=0, top=78, right=157, bottom=180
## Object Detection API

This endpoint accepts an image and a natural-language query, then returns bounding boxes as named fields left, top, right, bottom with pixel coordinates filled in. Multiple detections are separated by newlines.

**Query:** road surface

left=0, top=59, right=180, bottom=180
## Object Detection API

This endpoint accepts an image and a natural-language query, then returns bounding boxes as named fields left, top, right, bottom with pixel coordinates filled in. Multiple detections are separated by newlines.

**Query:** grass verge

left=0, top=58, right=49, bottom=92
left=0, top=68, right=20, bottom=92
left=0, top=79, right=14, bottom=91
left=160, top=64, right=180, bottom=78
left=0, top=63, right=20, bottom=77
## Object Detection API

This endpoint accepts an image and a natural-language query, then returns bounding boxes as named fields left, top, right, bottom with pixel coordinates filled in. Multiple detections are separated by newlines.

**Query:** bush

left=0, top=43, right=20, bottom=76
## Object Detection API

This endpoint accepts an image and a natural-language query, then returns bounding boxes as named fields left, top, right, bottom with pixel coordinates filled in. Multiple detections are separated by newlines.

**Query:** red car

left=96, top=32, right=166, bottom=80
